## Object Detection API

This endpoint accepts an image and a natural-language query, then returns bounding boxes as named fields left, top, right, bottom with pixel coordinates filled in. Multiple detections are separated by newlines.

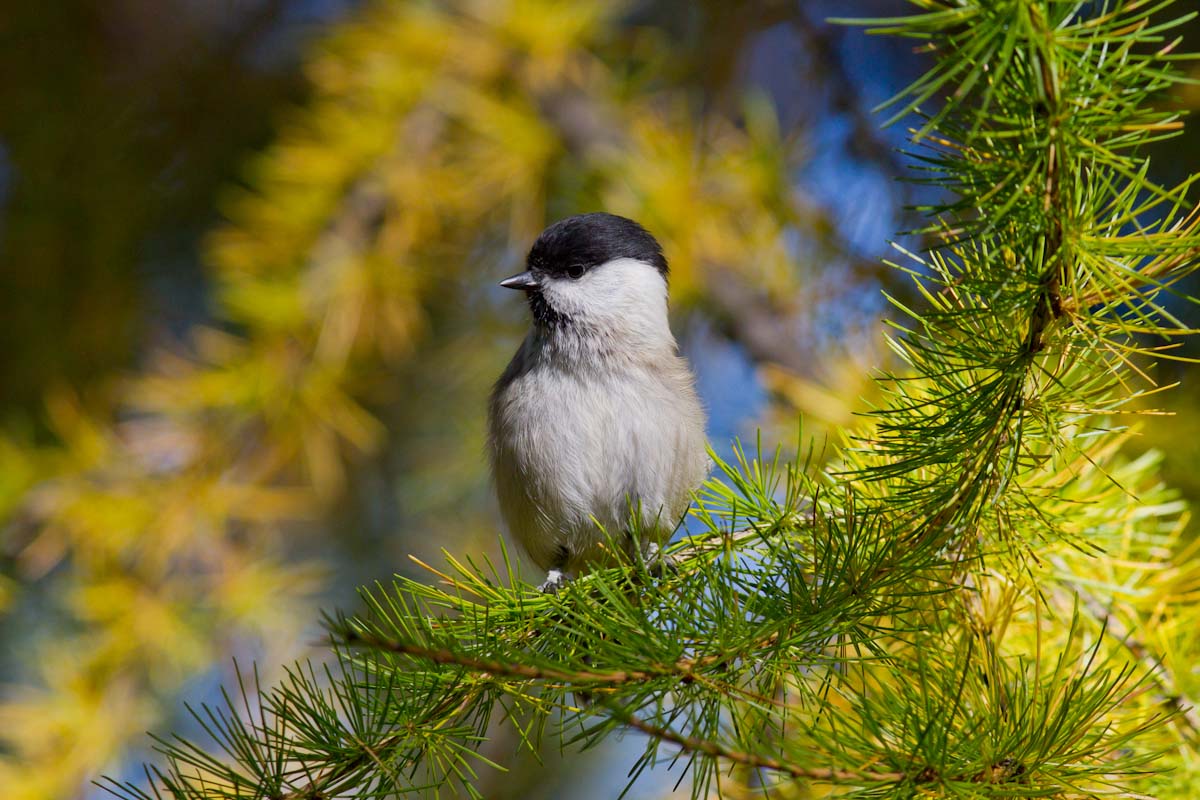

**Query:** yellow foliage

left=0, top=670, right=155, bottom=800
left=0, top=1, right=829, bottom=795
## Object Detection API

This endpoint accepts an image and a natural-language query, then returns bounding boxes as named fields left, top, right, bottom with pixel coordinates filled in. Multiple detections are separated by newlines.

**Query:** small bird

left=488, top=213, right=709, bottom=593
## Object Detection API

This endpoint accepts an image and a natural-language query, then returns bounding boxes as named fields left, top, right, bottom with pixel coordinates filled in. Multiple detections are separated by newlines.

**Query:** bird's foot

left=643, top=542, right=680, bottom=577
left=537, top=569, right=572, bottom=594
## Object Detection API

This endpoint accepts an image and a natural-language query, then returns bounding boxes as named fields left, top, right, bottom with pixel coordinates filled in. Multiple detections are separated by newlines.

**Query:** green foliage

left=840, top=0, right=1200, bottom=539
left=103, top=444, right=1184, bottom=799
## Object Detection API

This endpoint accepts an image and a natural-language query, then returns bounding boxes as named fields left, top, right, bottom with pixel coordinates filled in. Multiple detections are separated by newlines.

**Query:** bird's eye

left=566, top=263, right=585, bottom=280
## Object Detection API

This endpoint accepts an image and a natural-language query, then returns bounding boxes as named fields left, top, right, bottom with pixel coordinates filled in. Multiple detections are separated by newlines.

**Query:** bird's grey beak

left=499, top=271, right=541, bottom=291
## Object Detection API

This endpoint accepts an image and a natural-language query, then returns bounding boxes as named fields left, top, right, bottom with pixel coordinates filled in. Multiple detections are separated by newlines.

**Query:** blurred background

left=2, top=1, right=1199, bottom=797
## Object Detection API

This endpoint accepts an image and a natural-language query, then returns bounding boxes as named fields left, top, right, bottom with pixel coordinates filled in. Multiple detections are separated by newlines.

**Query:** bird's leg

left=538, top=545, right=574, bottom=593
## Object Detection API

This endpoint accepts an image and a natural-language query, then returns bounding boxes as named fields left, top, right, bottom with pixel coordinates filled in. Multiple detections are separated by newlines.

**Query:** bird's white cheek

left=585, top=259, right=668, bottom=306
left=540, top=259, right=671, bottom=342
left=539, top=280, right=590, bottom=318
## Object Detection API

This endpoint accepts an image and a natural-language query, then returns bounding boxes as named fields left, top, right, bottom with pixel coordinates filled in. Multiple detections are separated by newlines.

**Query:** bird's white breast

left=488, top=338, right=708, bottom=573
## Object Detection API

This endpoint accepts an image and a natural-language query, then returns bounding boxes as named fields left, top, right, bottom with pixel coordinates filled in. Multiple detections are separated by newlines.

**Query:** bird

left=488, top=213, right=709, bottom=593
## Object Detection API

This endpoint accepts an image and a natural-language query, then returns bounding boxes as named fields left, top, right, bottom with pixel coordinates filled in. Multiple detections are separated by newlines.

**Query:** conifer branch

left=615, top=709, right=909, bottom=785
left=1027, top=3, right=1067, bottom=353
left=618, top=705, right=1042, bottom=787
left=338, top=629, right=687, bottom=685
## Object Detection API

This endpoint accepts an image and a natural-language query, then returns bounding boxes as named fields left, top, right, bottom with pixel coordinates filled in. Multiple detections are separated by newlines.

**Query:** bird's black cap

left=526, top=213, right=668, bottom=280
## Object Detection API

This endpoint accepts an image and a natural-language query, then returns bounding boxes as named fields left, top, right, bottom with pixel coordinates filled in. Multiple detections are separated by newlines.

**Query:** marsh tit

left=488, top=213, right=709, bottom=593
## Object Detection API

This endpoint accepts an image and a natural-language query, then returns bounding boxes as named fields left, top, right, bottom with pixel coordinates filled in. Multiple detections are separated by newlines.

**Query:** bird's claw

left=538, top=569, right=571, bottom=594
left=644, top=542, right=679, bottom=577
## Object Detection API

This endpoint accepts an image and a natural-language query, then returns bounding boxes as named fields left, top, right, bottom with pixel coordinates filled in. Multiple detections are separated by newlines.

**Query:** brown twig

left=341, top=628, right=689, bottom=685
left=618, top=707, right=1037, bottom=787
left=340, top=623, right=786, bottom=691
left=616, top=707, right=906, bottom=784
left=1026, top=10, right=1068, bottom=354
